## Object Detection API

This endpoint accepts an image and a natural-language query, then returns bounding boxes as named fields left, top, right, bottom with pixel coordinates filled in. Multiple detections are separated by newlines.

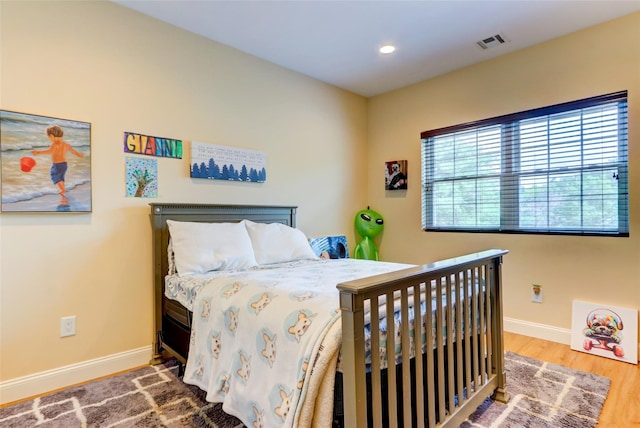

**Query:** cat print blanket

left=178, top=258, right=412, bottom=428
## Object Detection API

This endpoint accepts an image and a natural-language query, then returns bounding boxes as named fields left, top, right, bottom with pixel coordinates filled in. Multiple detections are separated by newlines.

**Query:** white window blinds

left=421, top=91, right=628, bottom=236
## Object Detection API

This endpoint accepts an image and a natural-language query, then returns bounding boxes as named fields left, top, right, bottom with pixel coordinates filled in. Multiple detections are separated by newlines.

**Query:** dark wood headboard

left=149, top=203, right=297, bottom=362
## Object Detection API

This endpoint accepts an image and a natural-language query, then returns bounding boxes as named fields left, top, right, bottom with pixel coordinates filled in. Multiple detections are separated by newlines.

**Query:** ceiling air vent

left=476, top=33, right=507, bottom=50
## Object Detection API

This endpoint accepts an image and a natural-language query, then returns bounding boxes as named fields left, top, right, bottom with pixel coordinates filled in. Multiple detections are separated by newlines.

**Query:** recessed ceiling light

left=379, top=45, right=396, bottom=54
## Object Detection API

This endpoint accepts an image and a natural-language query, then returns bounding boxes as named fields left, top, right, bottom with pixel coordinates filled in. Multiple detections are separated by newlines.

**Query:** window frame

left=420, top=91, right=629, bottom=237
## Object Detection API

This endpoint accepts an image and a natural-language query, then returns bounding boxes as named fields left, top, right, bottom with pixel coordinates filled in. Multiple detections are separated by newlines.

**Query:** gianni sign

left=123, top=131, right=182, bottom=159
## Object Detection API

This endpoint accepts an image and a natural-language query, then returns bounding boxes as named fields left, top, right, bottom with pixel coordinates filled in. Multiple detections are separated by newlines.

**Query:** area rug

left=462, top=351, right=610, bottom=428
left=0, top=351, right=609, bottom=427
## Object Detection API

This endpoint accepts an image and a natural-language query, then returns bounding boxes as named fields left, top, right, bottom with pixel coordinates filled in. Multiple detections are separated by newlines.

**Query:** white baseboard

left=0, top=345, right=153, bottom=405
left=504, top=317, right=572, bottom=345
left=2, top=318, right=636, bottom=405
left=505, top=317, right=640, bottom=363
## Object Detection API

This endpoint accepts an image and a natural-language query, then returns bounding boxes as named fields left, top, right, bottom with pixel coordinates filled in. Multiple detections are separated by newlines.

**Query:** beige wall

left=1, top=0, right=638, bottom=391
left=0, top=1, right=368, bottom=381
left=368, top=13, right=640, bottom=337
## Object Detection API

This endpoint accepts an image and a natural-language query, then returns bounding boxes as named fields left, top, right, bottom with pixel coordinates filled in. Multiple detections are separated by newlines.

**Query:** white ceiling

left=113, top=1, right=640, bottom=97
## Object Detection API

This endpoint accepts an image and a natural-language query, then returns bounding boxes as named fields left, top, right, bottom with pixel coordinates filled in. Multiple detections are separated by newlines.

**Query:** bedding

left=243, top=220, right=319, bottom=264
left=168, top=258, right=482, bottom=427
left=166, top=220, right=257, bottom=275
left=176, top=258, right=414, bottom=427
left=167, top=261, right=482, bottom=368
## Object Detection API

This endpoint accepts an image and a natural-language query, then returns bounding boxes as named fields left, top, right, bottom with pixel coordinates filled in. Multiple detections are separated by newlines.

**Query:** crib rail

left=337, top=249, right=509, bottom=428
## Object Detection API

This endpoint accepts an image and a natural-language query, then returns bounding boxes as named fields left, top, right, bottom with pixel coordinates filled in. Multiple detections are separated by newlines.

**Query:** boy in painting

left=32, top=125, right=83, bottom=202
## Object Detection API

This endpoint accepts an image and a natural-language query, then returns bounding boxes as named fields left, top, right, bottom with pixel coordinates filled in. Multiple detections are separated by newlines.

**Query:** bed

left=150, top=203, right=510, bottom=427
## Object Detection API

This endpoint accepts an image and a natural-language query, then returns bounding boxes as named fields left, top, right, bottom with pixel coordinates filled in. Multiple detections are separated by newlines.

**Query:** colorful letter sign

left=123, top=132, right=182, bottom=159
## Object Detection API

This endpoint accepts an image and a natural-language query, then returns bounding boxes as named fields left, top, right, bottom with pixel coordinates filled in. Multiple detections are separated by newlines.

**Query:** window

left=421, top=91, right=628, bottom=236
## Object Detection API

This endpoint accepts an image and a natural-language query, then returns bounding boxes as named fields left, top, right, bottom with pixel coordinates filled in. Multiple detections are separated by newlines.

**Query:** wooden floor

left=504, top=331, right=640, bottom=428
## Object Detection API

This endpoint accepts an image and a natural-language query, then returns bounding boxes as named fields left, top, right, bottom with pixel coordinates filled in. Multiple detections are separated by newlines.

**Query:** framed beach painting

left=0, top=110, right=91, bottom=212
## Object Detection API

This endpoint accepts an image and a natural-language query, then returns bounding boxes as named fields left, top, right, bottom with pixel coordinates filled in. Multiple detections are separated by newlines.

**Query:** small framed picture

left=191, top=141, right=266, bottom=183
left=126, top=156, right=158, bottom=198
left=385, top=160, right=407, bottom=190
left=1, top=110, right=91, bottom=212
left=570, top=300, right=637, bottom=364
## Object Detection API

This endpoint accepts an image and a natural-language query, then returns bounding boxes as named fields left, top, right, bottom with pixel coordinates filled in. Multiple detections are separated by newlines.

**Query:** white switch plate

left=60, top=316, right=76, bottom=337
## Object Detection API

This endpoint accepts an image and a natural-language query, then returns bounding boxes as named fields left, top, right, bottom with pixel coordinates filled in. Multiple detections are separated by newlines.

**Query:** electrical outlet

left=60, top=316, right=76, bottom=337
left=531, top=284, right=543, bottom=303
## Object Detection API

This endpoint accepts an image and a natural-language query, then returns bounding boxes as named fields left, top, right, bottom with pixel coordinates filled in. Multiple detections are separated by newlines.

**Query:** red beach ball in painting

left=20, top=156, right=36, bottom=172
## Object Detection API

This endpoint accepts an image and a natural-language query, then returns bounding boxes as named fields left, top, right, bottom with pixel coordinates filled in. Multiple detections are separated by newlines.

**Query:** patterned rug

left=462, top=351, right=610, bottom=428
left=0, top=351, right=609, bottom=427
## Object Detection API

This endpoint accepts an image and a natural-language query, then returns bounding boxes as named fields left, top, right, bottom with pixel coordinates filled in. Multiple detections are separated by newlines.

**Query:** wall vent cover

left=477, top=33, right=507, bottom=50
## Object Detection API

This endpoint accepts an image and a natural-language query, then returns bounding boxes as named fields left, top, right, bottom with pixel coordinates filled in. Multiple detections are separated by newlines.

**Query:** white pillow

left=244, top=220, right=318, bottom=265
left=166, top=220, right=257, bottom=276
left=167, top=238, right=176, bottom=275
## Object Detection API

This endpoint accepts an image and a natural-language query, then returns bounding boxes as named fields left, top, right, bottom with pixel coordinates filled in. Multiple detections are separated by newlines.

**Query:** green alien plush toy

left=354, top=207, right=384, bottom=261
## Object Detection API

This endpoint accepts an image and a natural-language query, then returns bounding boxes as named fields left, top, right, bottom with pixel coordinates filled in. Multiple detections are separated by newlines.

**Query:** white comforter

left=175, top=258, right=413, bottom=428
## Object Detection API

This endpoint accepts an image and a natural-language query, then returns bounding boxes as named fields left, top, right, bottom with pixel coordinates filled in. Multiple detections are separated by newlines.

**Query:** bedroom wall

left=0, top=1, right=368, bottom=391
left=368, top=13, right=640, bottom=345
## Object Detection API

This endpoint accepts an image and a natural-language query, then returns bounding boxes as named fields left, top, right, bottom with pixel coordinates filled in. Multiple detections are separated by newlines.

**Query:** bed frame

left=150, top=203, right=298, bottom=367
left=150, top=203, right=509, bottom=427
left=338, top=249, right=510, bottom=427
